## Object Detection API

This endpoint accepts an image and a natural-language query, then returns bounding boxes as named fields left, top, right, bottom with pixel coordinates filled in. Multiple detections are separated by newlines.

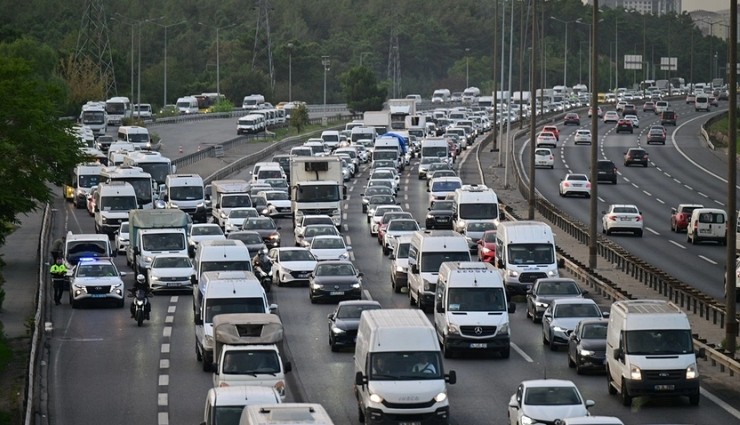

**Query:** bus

left=105, top=97, right=132, bottom=126
left=100, top=165, right=155, bottom=209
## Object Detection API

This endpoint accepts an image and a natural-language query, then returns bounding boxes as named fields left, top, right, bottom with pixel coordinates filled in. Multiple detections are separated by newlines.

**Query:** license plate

left=655, top=384, right=675, bottom=391
left=399, top=422, right=421, bottom=425
left=620, top=217, right=631, bottom=221
left=330, top=291, right=344, bottom=296
left=89, top=294, right=106, bottom=298
left=470, top=343, right=487, bottom=348
left=598, top=171, right=606, bottom=174
left=439, top=218, right=449, bottom=221
left=166, top=282, right=182, bottom=287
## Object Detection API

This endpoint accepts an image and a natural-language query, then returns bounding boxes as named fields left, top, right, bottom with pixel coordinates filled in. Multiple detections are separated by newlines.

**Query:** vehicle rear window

left=698, top=213, right=725, bottom=224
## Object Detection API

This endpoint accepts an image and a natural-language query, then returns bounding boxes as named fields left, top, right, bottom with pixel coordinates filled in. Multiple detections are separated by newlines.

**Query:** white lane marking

left=159, top=359, right=170, bottom=369
left=343, top=212, right=348, bottom=221
left=404, top=194, right=408, bottom=200
left=171, top=296, right=178, bottom=303
left=345, top=236, right=352, bottom=245
left=668, top=240, right=686, bottom=249
left=701, top=387, right=740, bottom=420
left=349, top=251, right=356, bottom=261
left=642, top=190, right=652, bottom=196
left=511, top=343, right=533, bottom=363
left=159, top=375, right=169, bottom=386
left=158, top=393, right=168, bottom=406
left=345, top=195, right=351, bottom=202
left=343, top=224, right=349, bottom=232
left=683, top=184, right=693, bottom=191
left=158, top=412, right=169, bottom=425
left=698, top=255, right=717, bottom=265
left=698, top=192, right=708, bottom=198
left=167, top=305, right=176, bottom=313
left=664, top=172, right=672, bottom=178
left=349, top=185, right=354, bottom=192
left=646, top=227, right=659, bottom=235
left=656, top=198, right=665, bottom=204
left=631, top=183, right=639, bottom=188
left=405, top=203, right=410, bottom=209
left=162, top=327, right=171, bottom=338
left=165, top=316, right=174, bottom=324
left=714, top=200, right=725, bottom=206
left=161, top=344, right=170, bottom=353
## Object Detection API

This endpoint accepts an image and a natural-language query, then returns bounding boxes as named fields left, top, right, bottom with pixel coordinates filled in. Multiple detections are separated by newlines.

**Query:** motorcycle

left=254, top=255, right=273, bottom=293
left=129, top=288, right=151, bottom=326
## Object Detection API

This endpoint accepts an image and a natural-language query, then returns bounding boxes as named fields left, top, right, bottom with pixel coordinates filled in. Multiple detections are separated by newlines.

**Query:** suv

left=660, top=110, right=677, bottom=126
left=646, top=127, right=666, bottom=145
left=615, top=119, right=633, bottom=134
left=624, top=148, right=648, bottom=167
left=68, top=257, right=126, bottom=308
left=594, top=159, right=618, bottom=184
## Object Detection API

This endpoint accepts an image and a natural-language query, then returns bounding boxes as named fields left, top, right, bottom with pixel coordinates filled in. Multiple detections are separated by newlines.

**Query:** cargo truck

left=387, top=99, right=416, bottom=130
left=289, top=157, right=345, bottom=227
left=127, top=209, right=190, bottom=276
left=362, top=111, right=391, bottom=135
left=210, top=180, right=252, bottom=229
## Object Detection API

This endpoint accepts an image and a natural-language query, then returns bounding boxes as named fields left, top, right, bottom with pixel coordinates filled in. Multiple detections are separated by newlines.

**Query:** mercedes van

left=495, top=221, right=561, bottom=296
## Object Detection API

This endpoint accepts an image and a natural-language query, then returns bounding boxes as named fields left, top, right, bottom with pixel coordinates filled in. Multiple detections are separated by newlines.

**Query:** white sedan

left=558, top=174, right=591, bottom=198
left=309, top=235, right=351, bottom=261
left=573, top=129, right=591, bottom=145
left=534, top=148, right=554, bottom=169
left=601, top=204, right=643, bottom=237
left=508, top=379, right=594, bottom=425
left=623, top=114, right=640, bottom=128
left=603, top=111, right=619, bottom=123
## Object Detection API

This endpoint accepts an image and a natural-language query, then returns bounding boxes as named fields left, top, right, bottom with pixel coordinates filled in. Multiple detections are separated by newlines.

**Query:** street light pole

left=550, top=16, right=574, bottom=87
left=465, top=47, right=470, bottom=88
left=322, top=56, right=331, bottom=108
left=287, top=43, right=293, bottom=102
left=154, top=20, right=187, bottom=107
left=199, top=22, right=236, bottom=101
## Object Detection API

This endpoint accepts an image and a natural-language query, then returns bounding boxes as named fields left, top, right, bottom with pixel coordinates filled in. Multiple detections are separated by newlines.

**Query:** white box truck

left=127, top=209, right=190, bottom=276
left=354, top=309, right=456, bottom=424
left=362, top=111, right=391, bottom=135
left=211, top=180, right=252, bottom=228
left=212, top=313, right=292, bottom=400
left=606, top=299, right=703, bottom=406
left=80, top=101, right=108, bottom=136
left=289, top=157, right=345, bottom=227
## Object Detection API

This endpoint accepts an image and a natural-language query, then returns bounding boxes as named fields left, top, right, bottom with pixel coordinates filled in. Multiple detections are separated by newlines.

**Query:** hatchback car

left=269, top=247, right=318, bottom=287
left=670, top=204, right=704, bottom=233
left=507, top=379, right=595, bottom=425
left=526, top=278, right=585, bottom=322
left=542, top=125, right=560, bottom=140
left=226, top=230, right=267, bottom=257
left=559, top=174, right=591, bottom=198
left=573, top=129, right=591, bottom=145
left=615, top=119, right=633, bottom=134
left=365, top=196, right=398, bottom=222
left=623, top=114, right=639, bottom=128
left=660, top=110, right=677, bottom=125
left=114, top=221, right=130, bottom=254
left=642, top=101, right=656, bottom=112
left=309, top=260, right=362, bottom=303
left=534, top=148, right=554, bottom=169
left=476, top=230, right=497, bottom=263
left=368, top=205, right=403, bottom=233
left=593, top=160, right=617, bottom=184
left=602, top=204, right=643, bottom=236
left=567, top=319, right=609, bottom=374
left=147, top=254, right=195, bottom=292
left=542, top=298, right=604, bottom=350
left=603, top=111, right=619, bottom=123
left=536, top=132, right=558, bottom=148
left=621, top=104, right=637, bottom=116
left=222, top=207, right=259, bottom=234
left=327, top=300, right=382, bottom=351
left=309, top=235, right=350, bottom=261
left=623, top=148, right=648, bottom=167
left=563, top=113, right=580, bottom=126
left=587, top=106, right=603, bottom=117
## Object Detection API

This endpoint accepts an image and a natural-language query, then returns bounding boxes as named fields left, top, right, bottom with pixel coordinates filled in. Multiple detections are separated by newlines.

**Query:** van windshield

left=369, top=351, right=442, bottom=380
left=625, top=329, right=693, bottom=355
left=458, top=203, right=498, bottom=219
left=507, top=244, right=554, bottom=265
left=142, top=234, right=186, bottom=251
left=205, top=297, right=265, bottom=323
left=221, top=195, right=252, bottom=208
left=214, top=407, right=246, bottom=425
left=170, top=186, right=204, bottom=201
left=201, top=261, right=253, bottom=274
left=448, top=287, right=506, bottom=312
left=100, top=196, right=138, bottom=211
left=373, top=151, right=398, bottom=161
left=420, top=251, right=470, bottom=273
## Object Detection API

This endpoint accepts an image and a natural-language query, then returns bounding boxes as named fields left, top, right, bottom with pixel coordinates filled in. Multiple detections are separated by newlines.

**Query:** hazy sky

left=682, top=0, right=726, bottom=12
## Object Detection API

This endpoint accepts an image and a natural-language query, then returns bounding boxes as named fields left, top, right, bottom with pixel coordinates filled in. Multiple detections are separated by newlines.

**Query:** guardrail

left=700, top=111, right=728, bottom=150
left=501, top=103, right=740, bottom=376
left=149, top=104, right=351, bottom=125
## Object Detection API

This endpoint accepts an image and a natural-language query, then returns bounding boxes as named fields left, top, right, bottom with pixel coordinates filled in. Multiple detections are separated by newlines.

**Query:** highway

left=521, top=102, right=740, bottom=301
left=47, top=107, right=740, bottom=425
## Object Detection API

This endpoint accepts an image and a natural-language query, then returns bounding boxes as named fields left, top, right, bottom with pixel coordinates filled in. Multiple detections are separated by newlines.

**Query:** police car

left=69, top=258, right=126, bottom=308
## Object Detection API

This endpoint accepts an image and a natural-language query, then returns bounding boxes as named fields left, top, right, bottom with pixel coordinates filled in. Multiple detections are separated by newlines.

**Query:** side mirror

left=508, top=302, right=516, bottom=314
left=194, top=314, right=203, bottom=325
left=508, top=399, right=519, bottom=409
left=269, top=303, right=278, bottom=313
left=410, top=264, right=419, bottom=274
left=696, top=347, right=706, bottom=359
left=436, top=300, right=444, bottom=314
left=284, top=361, right=292, bottom=373
left=134, top=246, right=141, bottom=255
left=614, top=347, right=623, bottom=360
left=355, top=371, right=367, bottom=386
left=328, top=313, right=335, bottom=320
left=445, top=370, right=457, bottom=385
left=389, top=254, right=396, bottom=259
left=602, top=311, right=610, bottom=318
left=557, top=258, right=565, bottom=268
left=357, top=272, right=364, bottom=277
left=497, top=259, right=504, bottom=268
left=585, top=400, right=595, bottom=408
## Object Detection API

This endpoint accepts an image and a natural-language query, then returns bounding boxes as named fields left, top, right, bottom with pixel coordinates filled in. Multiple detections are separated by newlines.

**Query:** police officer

left=49, top=258, right=68, bottom=305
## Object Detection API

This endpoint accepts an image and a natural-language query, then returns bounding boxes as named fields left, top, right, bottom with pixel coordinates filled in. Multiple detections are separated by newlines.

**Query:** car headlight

left=149, top=275, right=160, bottom=282
left=196, top=202, right=205, bottom=208
left=426, top=214, right=434, bottom=220
left=332, top=209, right=341, bottom=216
left=553, top=326, right=567, bottom=333
left=535, top=301, right=549, bottom=309
left=101, top=217, right=107, bottom=223
left=434, top=392, right=447, bottom=402
left=73, top=283, right=85, bottom=290
left=630, top=365, right=642, bottom=380
left=423, top=279, right=433, bottom=291
left=168, top=202, right=179, bottom=209
left=395, top=266, right=405, bottom=272
left=520, top=415, right=535, bottom=425
left=547, top=270, right=557, bottom=277
left=120, top=238, right=129, bottom=243
left=339, top=252, right=350, bottom=260
left=352, top=282, right=361, bottom=289
left=268, top=233, right=280, bottom=240
left=507, top=270, right=519, bottom=278
left=311, top=282, right=323, bottom=289
left=498, top=322, right=509, bottom=336
left=143, top=256, right=154, bottom=265
left=686, top=363, right=699, bottom=379
left=456, top=220, right=466, bottom=228
left=369, top=393, right=384, bottom=403
left=331, top=326, right=345, bottom=334
left=480, top=247, right=491, bottom=254
left=579, top=349, right=595, bottom=356
left=446, top=323, right=460, bottom=335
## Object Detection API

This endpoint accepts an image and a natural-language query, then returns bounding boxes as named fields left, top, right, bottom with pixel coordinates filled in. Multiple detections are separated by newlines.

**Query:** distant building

left=587, top=0, right=681, bottom=15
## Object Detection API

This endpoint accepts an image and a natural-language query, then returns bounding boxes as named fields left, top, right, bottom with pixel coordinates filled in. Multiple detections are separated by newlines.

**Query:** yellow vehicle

left=597, top=93, right=607, bottom=104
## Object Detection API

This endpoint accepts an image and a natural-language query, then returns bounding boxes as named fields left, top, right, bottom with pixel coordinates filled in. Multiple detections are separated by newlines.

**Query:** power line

left=75, top=0, right=116, bottom=97
left=252, top=0, right=275, bottom=90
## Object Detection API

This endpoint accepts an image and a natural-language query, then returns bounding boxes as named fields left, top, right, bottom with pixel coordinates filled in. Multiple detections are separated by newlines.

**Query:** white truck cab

left=211, top=180, right=252, bottom=228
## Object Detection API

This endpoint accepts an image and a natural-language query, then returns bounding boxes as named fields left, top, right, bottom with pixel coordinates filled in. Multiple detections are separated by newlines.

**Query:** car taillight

left=586, top=183, right=591, bottom=189
left=636, top=215, right=642, bottom=222
left=608, top=215, right=617, bottom=221
left=563, top=182, right=571, bottom=187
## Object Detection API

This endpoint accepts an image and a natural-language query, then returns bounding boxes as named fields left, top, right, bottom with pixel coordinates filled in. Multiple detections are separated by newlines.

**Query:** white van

left=434, top=262, right=515, bottom=358
left=694, top=95, right=710, bottom=112
left=194, top=239, right=253, bottom=284
left=320, top=130, right=341, bottom=150
left=687, top=207, right=727, bottom=245
left=93, top=181, right=138, bottom=236
left=606, top=300, right=702, bottom=406
left=239, top=403, right=333, bottom=425
left=408, top=230, right=471, bottom=312
left=164, top=174, right=207, bottom=223
left=117, top=126, right=151, bottom=150
left=495, top=221, right=561, bottom=296
left=237, top=114, right=266, bottom=135
left=354, top=309, right=456, bottom=424
left=176, top=96, right=200, bottom=114
left=452, top=185, right=499, bottom=233
left=193, top=271, right=277, bottom=370
left=242, top=94, right=266, bottom=110
left=253, top=163, right=286, bottom=182
left=201, top=386, right=281, bottom=425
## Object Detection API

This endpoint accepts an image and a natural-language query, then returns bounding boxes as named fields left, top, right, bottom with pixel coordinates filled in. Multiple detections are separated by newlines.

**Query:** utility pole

left=491, top=0, right=498, bottom=153
left=589, top=1, right=600, bottom=269
left=528, top=0, right=537, bottom=220
left=725, top=0, right=737, bottom=358
left=322, top=56, right=331, bottom=107
left=252, top=0, right=275, bottom=89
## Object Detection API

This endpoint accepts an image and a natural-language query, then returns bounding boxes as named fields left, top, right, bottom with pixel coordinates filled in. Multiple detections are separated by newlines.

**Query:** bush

left=209, top=100, right=234, bottom=113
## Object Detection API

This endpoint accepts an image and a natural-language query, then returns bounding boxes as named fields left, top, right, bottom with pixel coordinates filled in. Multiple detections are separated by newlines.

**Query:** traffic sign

left=624, top=55, right=642, bottom=70
left=660, top=57, right=677, bottom=71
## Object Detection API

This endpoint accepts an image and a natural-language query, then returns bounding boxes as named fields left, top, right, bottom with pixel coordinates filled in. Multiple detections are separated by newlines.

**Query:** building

left=588, top=0, right=681, bottom=15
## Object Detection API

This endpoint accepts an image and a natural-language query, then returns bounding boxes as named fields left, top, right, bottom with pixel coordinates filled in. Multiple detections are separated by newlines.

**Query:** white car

left=268, top=247, right=318, bottom=287
left=534, top=148, right=554, bottom=169
left=309, top=235, right=351, bottom=261
left=603, top=111, right=620, bottom=123
left=573, top=129, right=591, bottom=145
left=222, top=207, right=259, bottom=234
left=369, top=169, right=400, bottom=193
left=623, top=114, right=640, bottom=128
left=259, top=190, right=291, bottom=217
left=536, top=132, right=558, bottom=148
left=542, top=298, right=604, bottom=349
left=559, top=174, right=591, bottom=198
left=114, top=221, right=130, bottom=254
left=147, top=254, right=195, bottom=292
left=382, top=219, right=420, bottom=256
left=508, top=379, right=594, bottom=425
left=187, top=223, right=225, bottom=256
left=369, top=205, right=404, bottom=234
left=601, top=204, right=643, bottom=237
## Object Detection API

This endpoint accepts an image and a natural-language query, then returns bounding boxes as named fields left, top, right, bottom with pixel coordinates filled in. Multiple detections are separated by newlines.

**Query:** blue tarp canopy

left=379, top=132, right=408, bottom=154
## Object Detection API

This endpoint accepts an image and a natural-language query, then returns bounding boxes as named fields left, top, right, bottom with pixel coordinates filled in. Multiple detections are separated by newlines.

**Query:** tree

left=340, top=66, right=386, bottom=113
left=290, top=104, right=309, bottom=134
left=0, top=55, right=85, bottom=246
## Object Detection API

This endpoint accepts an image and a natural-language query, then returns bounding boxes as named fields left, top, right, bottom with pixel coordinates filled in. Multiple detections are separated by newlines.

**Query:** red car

left=563, top=113, right=580, bottom=126
left=670, top=204, right=704, bottom=232
left=477, top=230, right=497, bottom=263
left=542, top=125, right=560, bottom=140
left=615, top=119, right=633, bottom=134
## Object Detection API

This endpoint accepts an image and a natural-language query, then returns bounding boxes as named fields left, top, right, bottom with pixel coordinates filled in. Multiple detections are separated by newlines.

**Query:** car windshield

left=369, top=351, right=442, bottom=380
left=567, top=175, right=588, bottom=181
left=100, top=196, right=138, bottom=211
left=229, top=209, right=256, bottom=219
left=369, top=195, right=395, bottom=205
left=221, top=195, right=251, bottom=208
left=507, top=243, right=554, bottom=265
left=613, top=206, right=638, bottom=214
left=431, top=201, right=454, bottom=211
left=535, top=149, right=551, bottom=156
left=265, top=192, right=289, bottom=200
left=280, top=250, right=315, bottom=262
left=382, top=213, right=411, bottom=224
left=316, top=263, right=356, bottom=276
left=368, top=180, right=392, bottom=189
left=193, top=226, right=223, bottom=236
left=431, top=181, right=461, bottom=191
left=372, top=171, right=394, bottom=180
left=77, top=264, right=118, bottom=277
left=395, top=243, right=410, bottom=258
left=482, top=232, right=496, bottom=242
left=537, top=281, right=580, bottom=296
left=581, top=322, right=608, bottom=339
left=388, top=221, right=418, bottom=231
left=336, top=304, right=380, bottom=319
left=420, top=251, right=470, bottom=273
left=229, top=233, right=263, bottom=244
left=524, top=386, right=582, bottom=406
left=169, top=186, right=203, bottom=201
left=305, top=226, right=339, bottom=237
left=312, top=238, right=345, bottom=249
left=375, top=207, right=401, bottom=217
left=303, top=217, right=333, bottom=226
left=458, top=203, right=498, bottom=220
left=205, top=297, right=263, bottom=323
left=625, top=329, right=694, bottom=355
left=245, top=219, right=275, bottom=230
left=152, top=256, right=192, bottom=268
left=467, top=222, right=495, bottom=232
left=448, top=287, right=506, bottom=312
left=554, top=303, right=601, bottom=318
left=365, top=187, right=392, bottom=197
left=120, top=223, right=129, bottom=233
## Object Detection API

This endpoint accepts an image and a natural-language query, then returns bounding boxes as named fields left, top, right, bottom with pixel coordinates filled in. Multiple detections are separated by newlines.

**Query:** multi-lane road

left=48, top=105, right=740, bottom=425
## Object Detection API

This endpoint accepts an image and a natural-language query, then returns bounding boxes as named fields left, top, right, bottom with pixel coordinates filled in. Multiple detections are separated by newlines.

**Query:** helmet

left=136, top=274, right=146, bottom=284
left=260, top=247, right=269, bottom=256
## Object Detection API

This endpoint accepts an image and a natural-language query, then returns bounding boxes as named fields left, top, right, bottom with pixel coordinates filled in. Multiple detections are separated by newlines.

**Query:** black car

left=624, top=148, right=648, bottom=167
left=621, top=104, right=637, bottom=116
left=526, top=278, right=585, bottom=322
left=309, top=260, right=363, bottom=304
left=327, top=300, right=382, bottom=351
left=615, top=119, right=633, bottom=134
left=425, top=200, right=455, bottom=229
left=646, top=127, right=666, bottom=145
left=567, top=319, right=608, bottom=374
left=226, top=230, right=267, bottom=257
left=593, top=159, right=617, bottom=184
left=242, top=217, right=281, bottom=248
left=660, top=110, right=677, bottom=126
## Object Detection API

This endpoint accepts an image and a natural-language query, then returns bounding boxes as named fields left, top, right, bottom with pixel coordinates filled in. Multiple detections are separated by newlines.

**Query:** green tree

left=0, top=55, right=85, bottom=246
left=340, top=66, right=386, bottom=113
left=290, top=104, right=309, bottom=133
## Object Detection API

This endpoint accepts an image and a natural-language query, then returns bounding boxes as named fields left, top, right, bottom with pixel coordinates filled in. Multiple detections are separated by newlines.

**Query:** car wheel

left=408, top=287, right=416, bottom=306
left=689, top=391, right=700, bottom=406
left=549, top=334, right=558, bottom=351
left=330, top=336, right=338, bottom=352
left=358, top=405, right=366, bottom=423
left=620, top=379, right=632, bottom=406
left=670, top=221, right=675, bottom=232
left=542, top=331, right=549, bottom=345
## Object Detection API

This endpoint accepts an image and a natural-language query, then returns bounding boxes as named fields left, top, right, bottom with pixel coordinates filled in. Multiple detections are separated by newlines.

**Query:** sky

left=682, top=0, right=726, bottom=12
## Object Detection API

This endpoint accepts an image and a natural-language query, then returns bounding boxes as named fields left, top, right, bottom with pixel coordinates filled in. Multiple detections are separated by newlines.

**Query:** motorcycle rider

left=50, top=257, right=68, bottom=305
left=129, top=274, right=152, bottom=319
left=252, top=248, right=271, bottom=281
